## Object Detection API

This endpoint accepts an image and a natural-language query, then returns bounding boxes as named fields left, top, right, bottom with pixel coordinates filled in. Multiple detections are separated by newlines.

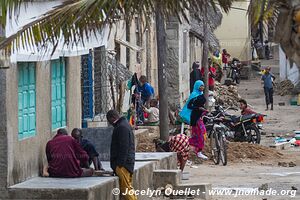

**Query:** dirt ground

left=184, top=60, right=300, bottom=200
left=140, top=60, right=300, bottom=200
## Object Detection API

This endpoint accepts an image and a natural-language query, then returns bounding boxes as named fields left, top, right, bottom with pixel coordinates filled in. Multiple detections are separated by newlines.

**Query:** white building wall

left=214, top=1, right=251, bottom=61
left=279, top=47, right=300, bottom=85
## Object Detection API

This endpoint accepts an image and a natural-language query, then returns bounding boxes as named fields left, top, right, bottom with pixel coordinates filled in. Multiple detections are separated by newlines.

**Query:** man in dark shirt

left=106, top=110, right=137, bottom=200
left=71, top=128, right=104, bottom=171
left=46, top=128, right=94, bottom=178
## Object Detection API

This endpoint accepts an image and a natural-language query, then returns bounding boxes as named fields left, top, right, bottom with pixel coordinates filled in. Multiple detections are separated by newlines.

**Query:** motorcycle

left=211, top=106, right=265, bottom=144
left=228, top=58, right=241, bottom=84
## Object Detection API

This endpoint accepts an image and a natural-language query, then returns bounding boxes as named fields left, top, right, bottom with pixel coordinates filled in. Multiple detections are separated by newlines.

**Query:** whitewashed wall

left=279, top=46, right=300, bottom=85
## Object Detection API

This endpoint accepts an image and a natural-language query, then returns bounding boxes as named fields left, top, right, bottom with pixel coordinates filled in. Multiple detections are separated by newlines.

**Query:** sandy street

left=184, top=60, right=300, bottom=200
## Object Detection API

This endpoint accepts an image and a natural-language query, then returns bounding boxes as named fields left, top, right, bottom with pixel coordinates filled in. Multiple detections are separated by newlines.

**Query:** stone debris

left=214, top=82, right=241, bottom=108
left=275, top=80, right=295, bottom=96
left=278, top=161, right=297, bottom=167
left=259, top=183, right=269, bottom=191
left=291, top=186, right=298, bottom=191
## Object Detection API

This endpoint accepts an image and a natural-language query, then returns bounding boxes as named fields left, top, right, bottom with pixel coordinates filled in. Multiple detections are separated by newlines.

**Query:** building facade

left=214, top=1, right=251, bottom=61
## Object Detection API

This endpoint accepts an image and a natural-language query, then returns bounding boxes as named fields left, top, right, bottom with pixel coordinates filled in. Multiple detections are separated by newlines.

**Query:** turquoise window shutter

left=51, top=58, right=66, bottom=130
left=18, top=62, right=36, bottom=140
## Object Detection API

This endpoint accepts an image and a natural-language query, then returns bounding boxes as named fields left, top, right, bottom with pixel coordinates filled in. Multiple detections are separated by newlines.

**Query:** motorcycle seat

left=225, top=114, right=256, bottom=123
left=240, top=114, right=256, bottom=122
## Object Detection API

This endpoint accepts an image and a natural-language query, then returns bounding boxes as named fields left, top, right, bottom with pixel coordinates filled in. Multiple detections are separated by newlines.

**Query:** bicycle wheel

left=218, top=131, right=227, bottom=166
left=210, top=131, right=220, bottom=165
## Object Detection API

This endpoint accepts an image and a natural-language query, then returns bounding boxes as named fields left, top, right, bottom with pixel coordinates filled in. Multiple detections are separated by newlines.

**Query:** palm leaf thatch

left=0, top=0, right=235, bottom=53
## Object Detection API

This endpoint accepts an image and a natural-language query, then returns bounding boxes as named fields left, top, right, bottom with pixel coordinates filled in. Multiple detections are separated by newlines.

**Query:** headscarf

left=179, top=80, right=204, bottom=124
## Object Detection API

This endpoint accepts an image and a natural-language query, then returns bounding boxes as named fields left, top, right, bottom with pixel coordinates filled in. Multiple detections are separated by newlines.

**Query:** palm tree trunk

left=155, top=7, right=169, bottom=141
left=202, top=7, right=209, bottom=108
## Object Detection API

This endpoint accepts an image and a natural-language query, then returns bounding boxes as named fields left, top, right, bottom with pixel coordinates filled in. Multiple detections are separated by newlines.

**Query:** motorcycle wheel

left=210, top=131, right=220, bottom=165
left=236, top=76, right=240, bottom=84
left=246, top=125, right=261, bottom=144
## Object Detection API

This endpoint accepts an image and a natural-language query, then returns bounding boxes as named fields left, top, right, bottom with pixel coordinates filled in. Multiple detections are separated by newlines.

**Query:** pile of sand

left=203, top=141, right=283, bottom=163
left=136, top=133, right=283, bottom=164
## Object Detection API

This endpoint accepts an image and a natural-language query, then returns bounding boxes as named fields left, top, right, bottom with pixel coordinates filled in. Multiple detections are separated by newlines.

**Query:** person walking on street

left=262, top=67, right=276, bottom=111
left=106, top=110, right=137, bottom=200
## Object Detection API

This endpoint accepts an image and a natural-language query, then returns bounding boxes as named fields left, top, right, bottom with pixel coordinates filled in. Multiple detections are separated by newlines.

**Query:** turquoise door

left=18, top=62, right=36, bottom=140
left=51, top=58, right=66, bottom=130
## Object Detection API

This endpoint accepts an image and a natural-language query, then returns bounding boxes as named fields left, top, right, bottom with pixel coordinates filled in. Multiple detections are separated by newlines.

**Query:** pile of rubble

left=214, top=82, right=241, bottom=108
left=275, top=80, right=294, bottom=96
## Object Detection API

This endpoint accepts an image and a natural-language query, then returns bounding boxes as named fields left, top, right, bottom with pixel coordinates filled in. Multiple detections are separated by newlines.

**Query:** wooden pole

left=155, top=6, right=169, bottom=141
left=202, top=7, right=209, bottom=109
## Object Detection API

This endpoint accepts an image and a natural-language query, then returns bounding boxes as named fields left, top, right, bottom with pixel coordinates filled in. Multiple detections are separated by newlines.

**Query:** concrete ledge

left=153, top=170, right=182, bottom=189
left=8, top=177, right=119, bottom=200
left=174, top=183, right=212, bottom=200
left=136, top=152, right=178, bottom=170
left=7, top=153, right=176, bottom=200
left=137, top=126, right=160, bottom=135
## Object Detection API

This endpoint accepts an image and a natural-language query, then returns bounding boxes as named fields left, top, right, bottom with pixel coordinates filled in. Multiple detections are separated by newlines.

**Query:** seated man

left=46, top=128, right=94, bottom=178
left=155, top=134, right=190, bottom=171
left=143, top=99, right=159, bottom=125
left=71, top=128, right=104, bottom=171
left=239, top=99, right=256, bottom=115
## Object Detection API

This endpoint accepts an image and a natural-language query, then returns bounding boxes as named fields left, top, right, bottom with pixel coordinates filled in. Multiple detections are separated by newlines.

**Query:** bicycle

left=203, top=114, right=228, bottom=166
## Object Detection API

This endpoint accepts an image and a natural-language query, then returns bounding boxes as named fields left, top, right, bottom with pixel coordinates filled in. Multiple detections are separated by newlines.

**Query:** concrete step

left=134, top=128, right=149, bottom=138
left=174, top=183, right=212, bottom=200
left=137, top=126, right=160, bottom=136
left=153, top=169, right=182, bottom=189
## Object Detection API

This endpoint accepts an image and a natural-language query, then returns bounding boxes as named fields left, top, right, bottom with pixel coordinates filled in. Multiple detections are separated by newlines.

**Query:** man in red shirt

left=201, top=58, right=216, bottom=91
left=46, top=129, right=94, bottom=178
left=239, top=99, right=256, bottom=115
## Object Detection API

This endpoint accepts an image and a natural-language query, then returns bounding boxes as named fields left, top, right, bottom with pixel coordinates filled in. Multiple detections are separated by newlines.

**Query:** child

left=143, top=99, right=159, bottom=125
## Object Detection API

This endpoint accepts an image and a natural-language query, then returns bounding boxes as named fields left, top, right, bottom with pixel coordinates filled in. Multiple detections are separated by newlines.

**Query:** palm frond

left=248, top=0, right=288, bottom=28
left=0, top=0, right=236, bottom=53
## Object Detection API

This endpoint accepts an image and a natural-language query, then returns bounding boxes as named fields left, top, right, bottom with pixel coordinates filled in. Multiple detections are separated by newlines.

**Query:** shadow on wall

left=81, top=127, right=114, bottom=161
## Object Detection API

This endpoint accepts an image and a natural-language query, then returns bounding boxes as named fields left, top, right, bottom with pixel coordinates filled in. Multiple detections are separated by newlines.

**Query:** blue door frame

left=81, top=52, right=94, bottom=127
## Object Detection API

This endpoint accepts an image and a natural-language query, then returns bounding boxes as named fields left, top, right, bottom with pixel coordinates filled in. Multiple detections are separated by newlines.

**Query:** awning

left=115, top=38, right=143, bottom=52
left=6, top=1, right=109, bottom=62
